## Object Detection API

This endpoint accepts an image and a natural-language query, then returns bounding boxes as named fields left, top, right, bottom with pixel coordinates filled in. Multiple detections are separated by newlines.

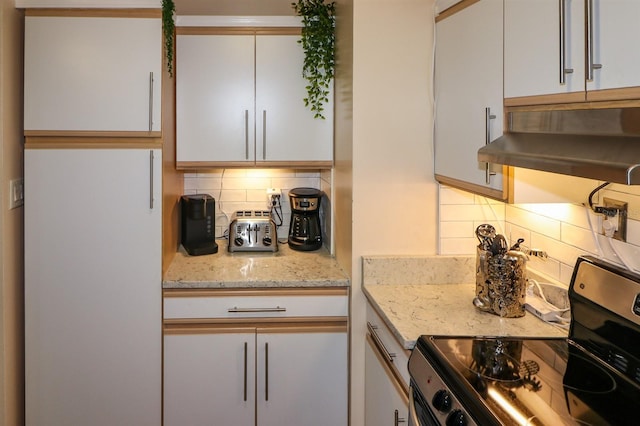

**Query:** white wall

left=348, top=1, right=438, bottom=425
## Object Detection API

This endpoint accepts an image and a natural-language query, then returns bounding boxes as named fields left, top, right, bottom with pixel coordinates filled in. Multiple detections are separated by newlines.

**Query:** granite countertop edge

left=162, top=243, right=350, bottom=290
left=364, top=283, right=568, bottom=351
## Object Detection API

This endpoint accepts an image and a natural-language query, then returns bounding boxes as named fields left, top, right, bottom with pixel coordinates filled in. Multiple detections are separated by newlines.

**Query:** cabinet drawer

left=164, top=289, right=348, bottom=320
left=366, top=303, right=410, bottom=386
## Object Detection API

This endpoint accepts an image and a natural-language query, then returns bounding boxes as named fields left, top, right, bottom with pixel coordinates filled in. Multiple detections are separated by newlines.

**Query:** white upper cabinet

left=176, top=34, right=255, bottom=164
left=255, top=35, right=333, bottom=163
left=505, top=0, right=640, bottom=104
left=504, top=0, right=585, bottom=101
left=24, top=13, right=162, bottom=133
left=586, top=0, right=640, bottom=98
left=176, top=31, right=333, bottom=168
left=434, top=0, right=505, bottom=199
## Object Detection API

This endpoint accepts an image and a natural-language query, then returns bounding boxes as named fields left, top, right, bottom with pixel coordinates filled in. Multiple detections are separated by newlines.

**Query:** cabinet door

left=504, top=0, right=585, bottom=100
left=176, top=34, right=255, bottom=164
left=434, top=0, right=504, bottom=196
left=587, top=0, right=640, bottom=95
left=255, top=35, right=333, bottom=163
left=24, top=16, right=162, bottom=132
left=25, top=148, right=162, bottom=426
left=365, top=339, right=409, bottom=426
left=164, top=331, right=256, bottom=426
left=256, top=331, right=348, bottom=426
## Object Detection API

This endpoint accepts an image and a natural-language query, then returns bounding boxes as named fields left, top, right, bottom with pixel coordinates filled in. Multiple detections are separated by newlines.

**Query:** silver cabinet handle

left=586, top=0, right=602, bottom=81
left=244, top=110, right=249, bottom=160
left=367, top=322, right=396, bottom=363
left=243, top=342, right=248, bottom=401
left=559, top=0, right=574, bottom=84
left=265, top=342, right=269, bottom=401
left=395, top=409, right=406, bottom=425
left=262, top=110, right=267, bottom=160
left=148, top=72, right=154, bottom=131
left=228, top=306, right=286, bottom=313
left=149, top=150, right=154, bottom=209
left=485, top=107, right=497, bottom=184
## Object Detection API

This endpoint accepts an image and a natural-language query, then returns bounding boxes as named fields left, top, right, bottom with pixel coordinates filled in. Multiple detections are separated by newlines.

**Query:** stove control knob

left=446, top=409, right=467, bottom=426
left=432, top=389, right=452, bottom=412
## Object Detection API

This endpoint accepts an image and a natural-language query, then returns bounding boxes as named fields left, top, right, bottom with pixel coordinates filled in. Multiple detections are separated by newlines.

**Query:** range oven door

left=408, top=383, right=439, bottom=426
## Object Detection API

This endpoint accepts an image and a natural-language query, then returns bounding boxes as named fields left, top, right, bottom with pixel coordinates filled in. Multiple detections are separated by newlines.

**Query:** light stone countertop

left=362, top=255, right=568, bottom=350
left=163, top=242, right=349, bottom=289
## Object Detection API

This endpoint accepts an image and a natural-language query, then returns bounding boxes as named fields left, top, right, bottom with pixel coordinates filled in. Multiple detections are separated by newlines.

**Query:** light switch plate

left=9, top=178, right=24, bottom=209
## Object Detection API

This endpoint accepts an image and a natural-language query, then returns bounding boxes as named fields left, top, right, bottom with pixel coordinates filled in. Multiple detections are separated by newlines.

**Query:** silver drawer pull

left=228, top=306, right=286, bottom=313
left=367, top=321, right=396, bottom=363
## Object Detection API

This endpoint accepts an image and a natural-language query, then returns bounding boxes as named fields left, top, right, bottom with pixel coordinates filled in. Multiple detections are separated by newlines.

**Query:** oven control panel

left=408, top=347, right=477, bottom=426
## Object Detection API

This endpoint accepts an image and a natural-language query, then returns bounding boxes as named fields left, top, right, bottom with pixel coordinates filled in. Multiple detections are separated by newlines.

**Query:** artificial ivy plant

left=162, top=0, right=176, bottom=77
left=292, top=0, right=336, bottom=119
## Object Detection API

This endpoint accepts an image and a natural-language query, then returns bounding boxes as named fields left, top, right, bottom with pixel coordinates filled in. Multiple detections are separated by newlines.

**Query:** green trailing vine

left=291, top=0, right=336, bottom=119
left=162, top=0, right=175, bottom=77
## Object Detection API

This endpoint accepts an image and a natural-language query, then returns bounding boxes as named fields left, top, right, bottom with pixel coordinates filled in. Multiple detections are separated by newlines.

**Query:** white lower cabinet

left=365, top=340, right=409, bottom=426
left=365, top=304, right=409, bottom=426
left=164, top=331, right=257, bottom=426
left=163, top=289, right=348, bottom=426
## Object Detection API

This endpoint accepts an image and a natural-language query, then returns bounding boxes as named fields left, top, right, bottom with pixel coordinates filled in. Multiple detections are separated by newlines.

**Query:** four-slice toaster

left=228, top=210, right=278, bottom=253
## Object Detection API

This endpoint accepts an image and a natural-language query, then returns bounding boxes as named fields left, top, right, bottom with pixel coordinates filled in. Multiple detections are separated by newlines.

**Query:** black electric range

left=408, top=256, right=640, bottom=426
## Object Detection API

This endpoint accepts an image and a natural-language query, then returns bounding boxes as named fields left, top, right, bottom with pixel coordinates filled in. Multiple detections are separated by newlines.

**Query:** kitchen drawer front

left=164, top=288, right=348, bottom=320
left=366, top=303, right=410, bottom=386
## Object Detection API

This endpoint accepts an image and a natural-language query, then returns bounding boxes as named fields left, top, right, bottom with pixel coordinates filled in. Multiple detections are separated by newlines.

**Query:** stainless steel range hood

left=478, top=108, right=640, bottom=185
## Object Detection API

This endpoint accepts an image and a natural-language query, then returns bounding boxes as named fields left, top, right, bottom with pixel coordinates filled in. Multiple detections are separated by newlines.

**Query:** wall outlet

left=266, top=188, right=281, bottom=208
left=603, top=197, right=628, bottom=242
left=9, top=178, right=24, bottom=210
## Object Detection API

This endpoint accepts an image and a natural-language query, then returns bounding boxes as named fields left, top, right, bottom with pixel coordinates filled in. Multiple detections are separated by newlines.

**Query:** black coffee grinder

left=288, top=187, right=324, bottom=251
left=180, top=194, right=218, bottom=256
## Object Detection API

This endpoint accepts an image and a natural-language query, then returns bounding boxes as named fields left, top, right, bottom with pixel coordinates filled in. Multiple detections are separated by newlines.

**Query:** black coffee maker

left=288, top=187, right=324, bottom=251
left=181, top=194, right=218, bottom=256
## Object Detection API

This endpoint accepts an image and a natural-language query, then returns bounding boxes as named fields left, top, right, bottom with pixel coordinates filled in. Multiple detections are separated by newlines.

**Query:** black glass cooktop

left=421, top=335, right=639, bottom=425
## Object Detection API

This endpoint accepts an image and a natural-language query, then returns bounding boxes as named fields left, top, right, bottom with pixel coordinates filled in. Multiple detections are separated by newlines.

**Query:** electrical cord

left=216, top=169, right=230, bottom=240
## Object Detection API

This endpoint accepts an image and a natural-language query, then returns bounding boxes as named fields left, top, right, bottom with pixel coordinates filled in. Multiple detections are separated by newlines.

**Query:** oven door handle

left=408, top=385, right=420, bottom=426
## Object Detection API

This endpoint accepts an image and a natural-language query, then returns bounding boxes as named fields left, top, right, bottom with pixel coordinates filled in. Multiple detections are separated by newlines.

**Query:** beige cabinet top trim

left=436, top=0, right=481, bottom=22
left=25, top=8, right=161, bottom=18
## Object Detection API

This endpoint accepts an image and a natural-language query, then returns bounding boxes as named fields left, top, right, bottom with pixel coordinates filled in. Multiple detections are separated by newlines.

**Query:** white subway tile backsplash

left=183, top=169, right=329, bottom=249
left=440, top=221, right=475, bottom=238
left=438, top=184, right=640, bottom=286
left=440, top=237, right=477, bottom=255
left=440, top=186, right=476, bottom=204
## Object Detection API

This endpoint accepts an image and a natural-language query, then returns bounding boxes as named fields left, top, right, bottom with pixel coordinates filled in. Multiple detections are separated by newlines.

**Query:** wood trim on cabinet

left=435, top=173, right=507, bottom=201
left=176, top=27, right=302, bottom=36
left=504, top=98, right=640, bottom=113
left=25, top=130, right=162, bottom=138
left=587, top=86, right=640, bottom=102
left=25, top=136, right=162, bottom=149
left=366, top=335, right=409, bottom=400
left=504, top=92, right=586, bottom=107
left=435, top=0, right=481, bottom=22
left=25, top=8, right=161, bottom=18
left=163, top=287, right=349, bottom=298
left=164, top=319, right=348, bottom=333
left=176, top=160, right=333, bottom=170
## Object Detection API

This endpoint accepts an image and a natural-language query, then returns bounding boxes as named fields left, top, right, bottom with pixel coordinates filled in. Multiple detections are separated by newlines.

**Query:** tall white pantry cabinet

left=24, top=8, right=163, bottom=426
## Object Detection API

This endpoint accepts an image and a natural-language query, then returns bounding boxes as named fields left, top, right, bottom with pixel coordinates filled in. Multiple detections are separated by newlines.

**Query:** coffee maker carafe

left=288, top=187, right=323, bottom=251
left=180, top=194, right=218, bottom=256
